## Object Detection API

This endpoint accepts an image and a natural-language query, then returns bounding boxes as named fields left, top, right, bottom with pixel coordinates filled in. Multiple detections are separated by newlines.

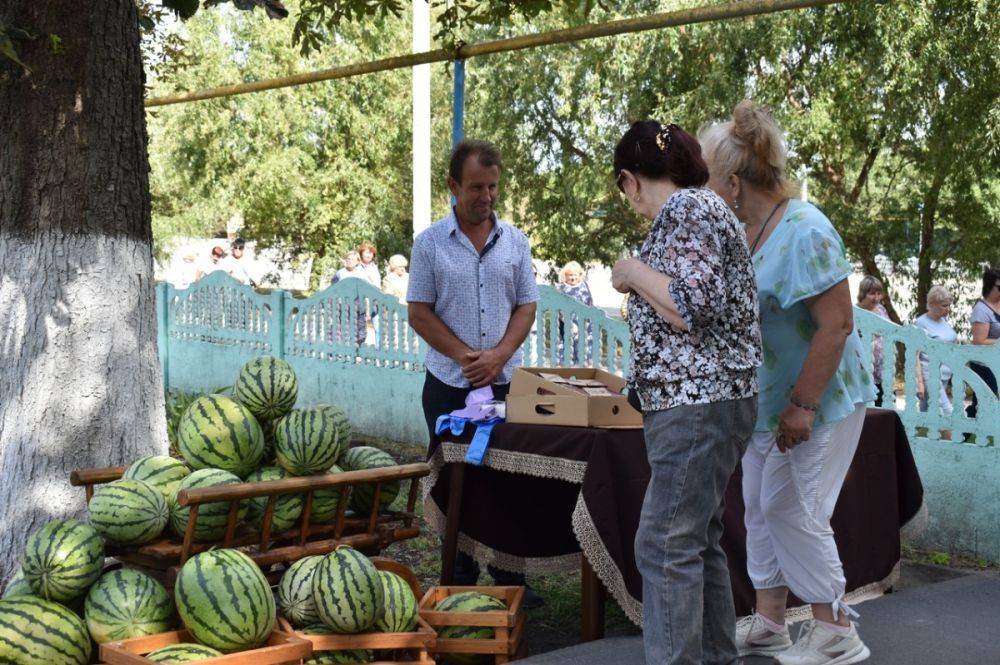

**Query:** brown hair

left=358, top=242, right=377, bottom=259
left=699, top=101, right=791, bottom=194
left=449, top=140, right=503, bottom=183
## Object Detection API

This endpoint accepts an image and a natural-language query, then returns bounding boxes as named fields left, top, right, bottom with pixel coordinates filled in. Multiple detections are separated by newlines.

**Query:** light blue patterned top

left=753, top=199, right=875, bottom=431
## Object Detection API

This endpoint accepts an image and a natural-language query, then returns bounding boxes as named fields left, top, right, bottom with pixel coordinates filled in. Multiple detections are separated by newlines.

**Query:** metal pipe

left=452, top=59, right=466, bottom=147
left=145, top=0, right=853, bottom=108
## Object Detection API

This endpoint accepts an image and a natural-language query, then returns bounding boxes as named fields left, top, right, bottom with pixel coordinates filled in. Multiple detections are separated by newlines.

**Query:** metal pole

left=145, top=0, right=854, bottom=108
left=412, top=0, right=432, bottom=237
left=451, top=59, right=466, bottom=147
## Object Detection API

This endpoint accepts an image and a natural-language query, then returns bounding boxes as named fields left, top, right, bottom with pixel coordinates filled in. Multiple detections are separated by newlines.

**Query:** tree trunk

left=915, top=169, right=948, bottom=318
left=0, top=1, right=167, bottom=587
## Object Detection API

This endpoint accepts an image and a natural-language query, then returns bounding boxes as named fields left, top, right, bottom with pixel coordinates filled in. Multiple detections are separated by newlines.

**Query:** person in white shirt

left=914, top=286, right=958, bottom=438
left=221, top=238, right=256, bottom=287
left=196, top=245, right=226, bottom=281
left=382, top=254, right=409, bottom=302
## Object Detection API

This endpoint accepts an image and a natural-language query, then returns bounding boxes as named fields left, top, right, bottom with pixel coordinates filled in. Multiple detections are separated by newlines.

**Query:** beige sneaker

left=776, top=620, right=871, bottom=665
left=736, top=612, right=793, bottom=657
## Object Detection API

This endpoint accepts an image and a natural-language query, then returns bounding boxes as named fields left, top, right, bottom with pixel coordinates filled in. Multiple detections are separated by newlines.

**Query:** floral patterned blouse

left=627, top=188, right=761, bottom=412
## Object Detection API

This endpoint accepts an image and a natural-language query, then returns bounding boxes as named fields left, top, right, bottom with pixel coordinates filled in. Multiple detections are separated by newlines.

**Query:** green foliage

left=928, top=551, right=952, bottom=566
left=149, top=1, right=434, bottom=289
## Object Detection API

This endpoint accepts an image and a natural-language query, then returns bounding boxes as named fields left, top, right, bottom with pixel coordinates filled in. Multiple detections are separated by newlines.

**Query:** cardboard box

left=506, top=367, right=642, bottom=429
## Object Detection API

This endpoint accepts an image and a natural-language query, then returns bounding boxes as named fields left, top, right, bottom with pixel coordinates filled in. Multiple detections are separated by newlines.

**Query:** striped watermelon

left=339, top=446, right=400, bottom=514
left=374, top=571, right=417, bottom=633
left=275, top=405, right=351, bottom=476
left=124, top=455, right=191, bottom=500
left=168, top=468, right=247, bottom=542
left=277, top=556, right=323, bottom=627
left=301, top=625, right=373, bottom=663
left=177, top=394, right=265, bottom=478
left=175, top=549, right=276, bottom=652
left=89, top=479, right=169, bottom=545
left=234, top=356, right=298, bottom=421
left=0, top=596, right=92, bottom=664
left=1, top=568, right=33, bottom=599
left=84, top=568, right=173, bottom=643
left=245, top=466, right=304, bottom=533
left=146, top=643, right=224, bottom=662
left=312, top=547, right=384, bottom=634
left=22, top=519, right=104, bottom=603
left=436, top=591, right=507, bottom=662
left=310, top=464, right=345, bottom=523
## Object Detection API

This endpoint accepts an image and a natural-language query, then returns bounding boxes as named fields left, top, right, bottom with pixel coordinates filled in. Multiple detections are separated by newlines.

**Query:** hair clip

left=656, top=124, right=680, bottom=153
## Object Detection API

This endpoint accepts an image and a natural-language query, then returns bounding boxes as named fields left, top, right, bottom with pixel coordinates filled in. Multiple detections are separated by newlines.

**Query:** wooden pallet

left=71, top=462, right=430, bottom=587
left=280, top=557, right=437, bottom=664
left=100, top=628, right=311, bottom=664
left=419, top=586, right=525, bottom=664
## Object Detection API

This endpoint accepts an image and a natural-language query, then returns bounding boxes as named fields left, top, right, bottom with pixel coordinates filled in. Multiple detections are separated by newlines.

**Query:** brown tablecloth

left=423, top=409, right=924, bottom=624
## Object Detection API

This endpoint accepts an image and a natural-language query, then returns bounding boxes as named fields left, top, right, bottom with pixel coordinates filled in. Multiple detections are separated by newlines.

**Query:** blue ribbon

left=435, top=415, right=503, bottom=466
left=465, top=418, right=502, bottom=465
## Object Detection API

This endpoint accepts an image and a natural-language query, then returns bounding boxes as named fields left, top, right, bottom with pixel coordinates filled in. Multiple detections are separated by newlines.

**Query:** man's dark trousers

left=422, top=371, right=525, bottom=586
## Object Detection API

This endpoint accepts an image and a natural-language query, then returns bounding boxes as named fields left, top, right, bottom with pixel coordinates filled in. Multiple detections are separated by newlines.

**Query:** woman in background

left=856, top=276, right=891, bottom=406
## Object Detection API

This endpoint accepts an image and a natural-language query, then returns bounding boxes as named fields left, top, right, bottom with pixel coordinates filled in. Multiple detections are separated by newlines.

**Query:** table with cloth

left=422, top=408, right=924, bottom=639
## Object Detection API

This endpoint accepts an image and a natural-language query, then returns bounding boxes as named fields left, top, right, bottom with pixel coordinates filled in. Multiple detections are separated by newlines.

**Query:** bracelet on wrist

left=790, top=395, right=819, bottom=412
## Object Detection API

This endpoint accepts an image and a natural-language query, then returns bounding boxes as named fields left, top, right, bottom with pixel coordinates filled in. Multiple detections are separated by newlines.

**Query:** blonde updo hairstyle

left=699, top=101, right=792, bottom=195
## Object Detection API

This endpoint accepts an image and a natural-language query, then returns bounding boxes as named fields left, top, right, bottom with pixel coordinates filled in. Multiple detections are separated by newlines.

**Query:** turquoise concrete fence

left=158, top=272, right=1000, bottom=559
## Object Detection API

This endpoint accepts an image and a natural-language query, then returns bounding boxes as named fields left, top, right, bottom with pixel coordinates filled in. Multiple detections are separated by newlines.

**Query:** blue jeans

left=635, top=396, right=757, bottom=665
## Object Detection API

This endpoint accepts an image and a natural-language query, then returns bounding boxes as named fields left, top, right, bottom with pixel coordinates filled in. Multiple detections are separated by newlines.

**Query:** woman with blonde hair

left=914, top=285, right=957, bottom=437
left=701, top=102, right=875, bottom=665
left=557, top=261, right=593, bottom=364
left=382, top=254, right=410, bottom=302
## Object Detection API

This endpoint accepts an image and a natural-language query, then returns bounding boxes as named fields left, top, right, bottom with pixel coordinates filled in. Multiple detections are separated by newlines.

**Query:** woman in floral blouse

left=611, top=121, right=761, bottom=665
left=702, top=102, right=876, bottom=665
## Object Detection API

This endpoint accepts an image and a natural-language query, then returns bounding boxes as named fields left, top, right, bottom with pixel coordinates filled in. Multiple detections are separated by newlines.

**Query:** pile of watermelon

left=0, top=355, right=412, bottom=663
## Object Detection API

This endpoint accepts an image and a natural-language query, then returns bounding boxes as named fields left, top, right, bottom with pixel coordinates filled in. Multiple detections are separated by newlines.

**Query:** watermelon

left=168, top=468, right=247, bottom=542
left=175, top=549, right=276, bottom=652
left=84, top=568, right=173, bottom=643
left=339, top=446, right=400, bottom=514
left=245, top=466, right=304, bottom=533
left=124, top=455, right=191, bottom=500
left=233, top=356, right=299, bottom=421
left=1, top=568, right=33, bottom=599
left=434, top=592, right=508, bottom=665
left=177, top=394, right=265, bottom=478
left=89, top=479, right=169, bottom=545
left=146, top=643, right=224, bottom=662
left=312, top=547, right=384, bottom=633
left=373, top=570, right=417, bottom=633
left=275, top=405, right=351, bottom=476
left=22, top=519, right=104, bottom=603
left=0, top=596, right=92, bottom=664
left=310, top=464, right=345, bottom=523
left=277, top=556, right=323, bottom=627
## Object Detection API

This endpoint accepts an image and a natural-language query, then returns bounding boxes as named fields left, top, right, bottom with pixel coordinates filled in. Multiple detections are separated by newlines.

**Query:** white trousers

left=743, top=404, right=867, bottom=617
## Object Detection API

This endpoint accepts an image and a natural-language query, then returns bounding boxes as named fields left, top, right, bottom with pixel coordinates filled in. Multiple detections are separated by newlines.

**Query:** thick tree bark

left=0, top=1, right=167, bottom=587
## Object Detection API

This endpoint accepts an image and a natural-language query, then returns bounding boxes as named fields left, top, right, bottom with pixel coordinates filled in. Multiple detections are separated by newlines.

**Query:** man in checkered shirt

left=407, top=140, right=541, bottom=601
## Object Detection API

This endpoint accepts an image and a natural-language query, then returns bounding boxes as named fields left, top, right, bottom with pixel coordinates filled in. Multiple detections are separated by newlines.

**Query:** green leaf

left=0, top=35, right=29, bottom=72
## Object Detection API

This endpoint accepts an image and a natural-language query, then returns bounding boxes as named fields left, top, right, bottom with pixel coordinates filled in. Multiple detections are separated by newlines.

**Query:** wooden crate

left=418, top=586, right=525, bottom=664
left=100, top=628, right=311, bottom=664
left=280, top=557, right=436, bottom=664
left=70, top=462, right=430, bottom=588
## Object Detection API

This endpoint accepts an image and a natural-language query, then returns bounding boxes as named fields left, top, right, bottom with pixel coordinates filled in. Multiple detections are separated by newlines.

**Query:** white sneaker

left=776, top=620, right=871, bottom=665
left=736, top=612, right=793, bottom=657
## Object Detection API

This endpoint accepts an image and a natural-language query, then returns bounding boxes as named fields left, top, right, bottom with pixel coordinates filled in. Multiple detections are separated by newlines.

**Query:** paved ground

left=516, top=571, right=1000, bottom=664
